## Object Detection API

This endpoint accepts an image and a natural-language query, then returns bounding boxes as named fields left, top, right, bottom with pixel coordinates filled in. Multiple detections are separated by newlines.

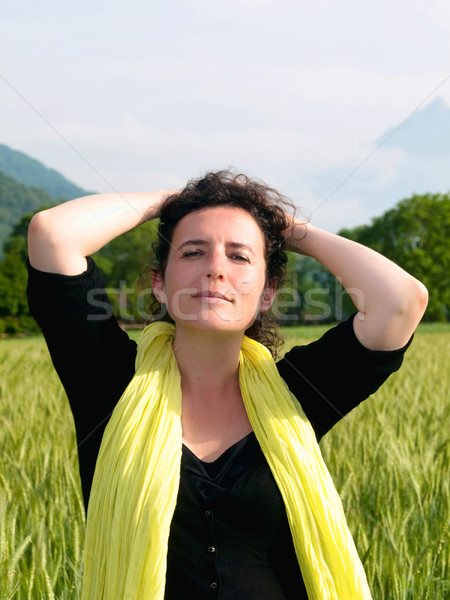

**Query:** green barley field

left=1, top=325, right=449, bottom=599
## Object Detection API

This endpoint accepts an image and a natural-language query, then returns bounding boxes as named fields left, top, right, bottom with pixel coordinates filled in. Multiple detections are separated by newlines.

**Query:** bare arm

left=285, top=220, right=428, bottom=351
left=28, top=191, right=175, bottom=275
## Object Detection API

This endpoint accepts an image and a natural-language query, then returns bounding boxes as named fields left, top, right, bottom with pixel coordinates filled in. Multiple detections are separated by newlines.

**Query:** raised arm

left=27, top=191, right=175, bottom=275
left=285, top=221, right=428, bottom=351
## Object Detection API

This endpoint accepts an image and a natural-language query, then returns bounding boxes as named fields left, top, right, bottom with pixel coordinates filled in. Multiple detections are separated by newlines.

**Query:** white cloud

left=1, top=0, right=450, bottom=228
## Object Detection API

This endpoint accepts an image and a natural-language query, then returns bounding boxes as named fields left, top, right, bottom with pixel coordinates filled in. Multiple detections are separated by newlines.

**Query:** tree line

left=0, top=192, right=449, bottom=335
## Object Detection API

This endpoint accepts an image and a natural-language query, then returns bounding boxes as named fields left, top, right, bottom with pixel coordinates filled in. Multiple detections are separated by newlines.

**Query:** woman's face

left=152, top=206, right=275, bottom=333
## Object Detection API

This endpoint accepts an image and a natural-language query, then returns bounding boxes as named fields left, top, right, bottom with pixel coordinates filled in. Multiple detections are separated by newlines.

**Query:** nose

left=205, top=266, right=224, bottom=280
left=204, top=251, right=225, bottom=280
left=206, top=270, right=224, bottom=280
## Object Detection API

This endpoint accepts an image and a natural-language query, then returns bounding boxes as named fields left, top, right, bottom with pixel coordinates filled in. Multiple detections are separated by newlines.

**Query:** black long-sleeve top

left=27, top=258, right=411, bottom=599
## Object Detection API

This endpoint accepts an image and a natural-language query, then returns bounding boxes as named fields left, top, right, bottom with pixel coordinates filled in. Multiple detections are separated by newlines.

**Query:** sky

left=1, top=0, right=450, bottom=231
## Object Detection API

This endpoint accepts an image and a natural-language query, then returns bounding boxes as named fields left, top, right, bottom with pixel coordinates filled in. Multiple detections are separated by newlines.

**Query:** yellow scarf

left=82, top=321, right=373, bottom=599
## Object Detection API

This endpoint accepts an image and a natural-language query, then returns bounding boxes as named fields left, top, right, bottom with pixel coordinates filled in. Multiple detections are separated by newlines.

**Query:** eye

left=230, top=254, right=250, bottom=263
left=181, top=250, right=204, bottom=258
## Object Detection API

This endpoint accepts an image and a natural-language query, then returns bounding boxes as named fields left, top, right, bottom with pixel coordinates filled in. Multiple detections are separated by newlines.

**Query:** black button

left=204, top=510, right=212, bottom=517
left=207, top=546, right=216, bottom=554
left=209, top=582, right=218, bottom=590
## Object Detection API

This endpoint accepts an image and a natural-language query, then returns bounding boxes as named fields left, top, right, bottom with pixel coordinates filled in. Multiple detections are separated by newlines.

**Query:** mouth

left=192, top=291, right=232, bottom=303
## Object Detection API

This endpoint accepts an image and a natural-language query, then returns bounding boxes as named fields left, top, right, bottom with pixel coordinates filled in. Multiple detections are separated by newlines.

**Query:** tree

left=0, top=211, right=43, bottom=334
left=339, top=193, right=450, bottom=321
left=0, top=208, right=160, bottom=334
left=276, top=254, right=341, bottom=325
left=93, top=221, right=159, bottom=323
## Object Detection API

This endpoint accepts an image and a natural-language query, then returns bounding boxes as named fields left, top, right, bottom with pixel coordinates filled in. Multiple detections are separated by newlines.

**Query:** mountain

left=303, top=96, right=450, bottom=232
left=376, top=96, right=450, bottom=158
left=0, top=143, right=91, bottom=200
left=0, top=171, right=58, bottom=251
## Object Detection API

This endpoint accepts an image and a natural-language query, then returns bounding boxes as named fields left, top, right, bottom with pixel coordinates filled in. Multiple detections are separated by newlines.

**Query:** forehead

left=172, top=206, right=265, bottom=248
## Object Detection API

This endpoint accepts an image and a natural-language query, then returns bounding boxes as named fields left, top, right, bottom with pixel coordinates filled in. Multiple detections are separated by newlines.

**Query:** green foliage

left=1, top=330, right=448, bottom=597
left=93, top=221, right=159, bottom=323
left=339, top=193, right=450, bottom=322
left=0, top=211, right=46, bottom=334
left=280, top=253, right=357, bottom=325
left=0, top=205, right=159, bottom=335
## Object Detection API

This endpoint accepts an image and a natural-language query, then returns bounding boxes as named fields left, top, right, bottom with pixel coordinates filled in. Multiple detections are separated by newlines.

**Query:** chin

left=166, top=299, right=259, bottom=333
left=170, top=311, right=255, bottom=334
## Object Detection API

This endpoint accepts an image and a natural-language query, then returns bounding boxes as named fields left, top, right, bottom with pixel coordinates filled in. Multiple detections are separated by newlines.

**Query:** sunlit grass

left=1, top=329, right=448, bottom=598
left=0, top=339, right=84, bottom=599
left=319, top=331, right=449, bottom=599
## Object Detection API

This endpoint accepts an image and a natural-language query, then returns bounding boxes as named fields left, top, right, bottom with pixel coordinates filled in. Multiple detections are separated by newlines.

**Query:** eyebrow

left=176, top=239, right=255, bottom=255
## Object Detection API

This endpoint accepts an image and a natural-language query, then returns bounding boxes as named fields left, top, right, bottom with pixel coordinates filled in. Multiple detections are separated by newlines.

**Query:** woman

left=27, top=170, right=428, bottom=599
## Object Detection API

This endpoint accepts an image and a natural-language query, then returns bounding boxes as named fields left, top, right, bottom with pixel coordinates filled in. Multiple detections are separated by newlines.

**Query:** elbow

left=28, top=209, right=69, bottom=248
left=408, top=277, right=428, bottom=319
left=356, top=276, right=429, bottom=351
left=415, top=279, right=429, bottom=320
left=396, top=276, right=429, bottom=328
left=28, top=210, right=54, bottom=249
left=28, top=210, right=48, bottom=248
left=28, top=209, right=53, bottom=238
left=27, top=209, right=65, bottom=269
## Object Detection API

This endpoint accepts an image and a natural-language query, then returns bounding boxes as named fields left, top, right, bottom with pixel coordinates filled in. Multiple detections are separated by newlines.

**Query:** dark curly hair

left=148, top=169, right=296, bottom=357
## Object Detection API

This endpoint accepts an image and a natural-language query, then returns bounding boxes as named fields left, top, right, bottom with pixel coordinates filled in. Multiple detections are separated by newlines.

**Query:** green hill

left=0, top=144, right=91, bottom=200
left=0, top=171, right=59, bottom=251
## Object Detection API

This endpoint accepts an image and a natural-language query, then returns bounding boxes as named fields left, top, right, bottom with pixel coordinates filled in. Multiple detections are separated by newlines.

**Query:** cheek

left=235, top=275, right=267, bottom=312
left=243, top=267, right=267, bottom=294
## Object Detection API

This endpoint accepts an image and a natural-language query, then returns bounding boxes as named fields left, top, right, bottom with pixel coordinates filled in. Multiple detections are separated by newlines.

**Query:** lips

left=193, top=291, right=232, bottom=302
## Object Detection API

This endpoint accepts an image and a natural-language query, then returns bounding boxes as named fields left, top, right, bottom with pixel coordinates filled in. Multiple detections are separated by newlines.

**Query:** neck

left=172, top=326, right=243, bottom=398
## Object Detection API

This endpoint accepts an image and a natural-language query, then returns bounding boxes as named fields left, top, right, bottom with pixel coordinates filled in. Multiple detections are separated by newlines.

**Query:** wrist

left=284, top=219, right=310, bottom=254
